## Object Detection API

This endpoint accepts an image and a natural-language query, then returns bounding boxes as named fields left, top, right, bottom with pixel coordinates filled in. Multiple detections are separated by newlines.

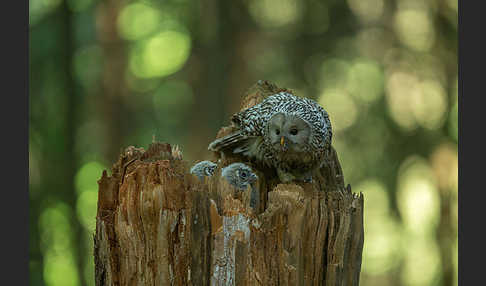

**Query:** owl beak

left=280, top=136, right=288, bottom=151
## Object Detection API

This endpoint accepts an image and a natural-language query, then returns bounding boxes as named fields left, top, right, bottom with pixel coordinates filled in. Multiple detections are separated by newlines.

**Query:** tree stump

left=94, top=81, right=364, bottom=286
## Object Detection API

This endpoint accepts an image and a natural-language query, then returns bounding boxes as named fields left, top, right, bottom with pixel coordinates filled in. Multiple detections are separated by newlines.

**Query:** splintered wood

left=94, top=81, right=364, bottom=285
left=94, top=142, right=363, bottom=286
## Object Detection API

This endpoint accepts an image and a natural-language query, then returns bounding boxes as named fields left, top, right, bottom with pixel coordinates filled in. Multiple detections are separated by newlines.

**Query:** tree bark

left=94, top=83, right=364, bottom=286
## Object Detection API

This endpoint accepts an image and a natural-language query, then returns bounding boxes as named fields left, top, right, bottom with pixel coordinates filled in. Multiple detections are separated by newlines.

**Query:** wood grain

left=94, top=82, right=364, bottom=285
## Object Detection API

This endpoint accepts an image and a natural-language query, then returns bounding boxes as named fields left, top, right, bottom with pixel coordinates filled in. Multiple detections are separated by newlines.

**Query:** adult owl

left=208, top=91, right=332, bottom=183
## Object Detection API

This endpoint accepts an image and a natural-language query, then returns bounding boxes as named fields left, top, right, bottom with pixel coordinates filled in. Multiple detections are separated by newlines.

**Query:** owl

left=190, top=160, right=218, bottom=181
left=221, top=163, right=259, bottom=209
left=209, top=91, right=332, bottom=183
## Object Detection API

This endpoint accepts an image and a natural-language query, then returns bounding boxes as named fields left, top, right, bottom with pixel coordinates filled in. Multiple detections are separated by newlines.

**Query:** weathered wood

left=94, top=82, right=364, bottom=286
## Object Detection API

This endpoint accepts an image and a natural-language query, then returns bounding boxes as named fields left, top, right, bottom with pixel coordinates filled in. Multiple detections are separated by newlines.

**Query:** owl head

left=266, top=113, right=312, bottom=153
left=221, top=163, right=258, bottom=191
left=190, top=160, right=217, bottom=180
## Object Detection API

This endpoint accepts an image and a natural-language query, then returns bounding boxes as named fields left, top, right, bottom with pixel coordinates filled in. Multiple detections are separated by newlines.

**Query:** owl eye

left=290, top=128, right=298, bottom=135
left=275, top=129, right=280, bottom=135
left=240, top=170, right=248, bottom=179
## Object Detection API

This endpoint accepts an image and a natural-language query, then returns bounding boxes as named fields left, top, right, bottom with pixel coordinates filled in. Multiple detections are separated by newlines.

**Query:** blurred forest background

left=29, top=0, right=458, bottom=285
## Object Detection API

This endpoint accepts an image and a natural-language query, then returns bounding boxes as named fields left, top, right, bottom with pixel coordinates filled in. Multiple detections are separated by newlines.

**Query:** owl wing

left=208, top=107, right=264, bottom=156
left=208, top=130, right=249, bottom=151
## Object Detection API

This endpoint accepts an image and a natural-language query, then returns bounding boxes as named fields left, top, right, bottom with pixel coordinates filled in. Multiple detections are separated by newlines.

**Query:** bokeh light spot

left=347, top=0, right=384, bottom=23
left=385, top=71, right=418, bottom=130
left=359, top=179, right=390, bottom=216
left=446, top=0, right=458, bottom=13
left=401, top=238, right=441, bottom=286
left=118, top=2, right=162, bottom=41
left=347, top=59, right=384, bottom=103
left=39, top=203, right=80, bottom=286
left=430, top=143, right=458, bottom=193
left=44, top=250, right=80, bottom=286
left=397, top=156, right=440, bottom=235
left=385, top=72, right=446, bottom=131
left=394, top=9, right=435, bottom=52
left=76, top=189, right=98, bottom=231
left=248, top=0, right=302, bottom=28
left=412, top=80, right=447, bottom=130
left=319, top=88, right=358, bottom=132
left=39, top=203, right=72, bottom=254
left=130, top=30, right=191, bottom=78
left=75, top=161, right=106, bottom=195
left=358, top=179, right=402, bottom=275
left=30, top=0, right=63, bottom=25
left=331, top=139, right=361, bottom=184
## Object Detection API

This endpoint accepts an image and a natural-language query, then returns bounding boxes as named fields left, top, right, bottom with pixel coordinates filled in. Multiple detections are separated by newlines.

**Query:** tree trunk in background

left=187, top=0, right=233, bottom=159
left=61, top=1, right=86, bottom=285
left=96, top=0, right=128, bottom=162
left=94, top=84, right=364, bottom=286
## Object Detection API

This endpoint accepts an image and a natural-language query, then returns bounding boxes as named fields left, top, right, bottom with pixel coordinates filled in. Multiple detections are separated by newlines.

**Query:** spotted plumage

left=190, top=160, right=217, bottom=181
left=208, top=91, right=332, bottom=183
